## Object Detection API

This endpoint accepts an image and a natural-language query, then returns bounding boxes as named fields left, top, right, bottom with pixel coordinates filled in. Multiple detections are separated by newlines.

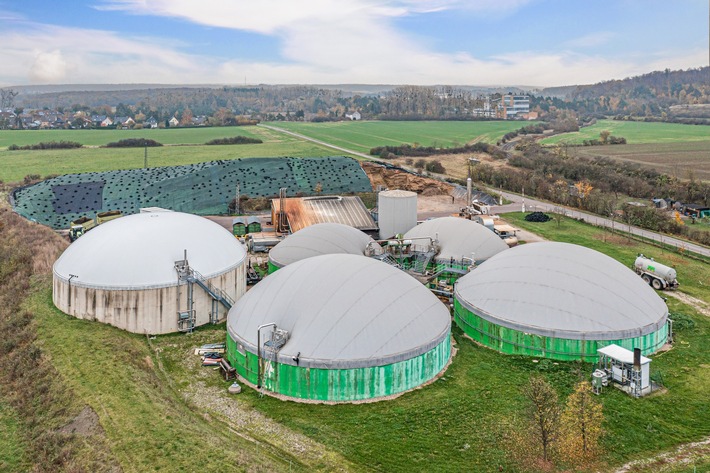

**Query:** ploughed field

left=573, top=141, right=710, bottom=181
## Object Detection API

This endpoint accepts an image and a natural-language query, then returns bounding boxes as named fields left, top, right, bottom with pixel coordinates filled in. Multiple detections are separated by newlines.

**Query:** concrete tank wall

left=53, top=263, right=246, bottom=334
left=378, top=190, right=417, bottom=239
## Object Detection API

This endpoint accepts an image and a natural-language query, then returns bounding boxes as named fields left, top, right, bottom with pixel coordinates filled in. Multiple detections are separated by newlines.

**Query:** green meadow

left=265, top=120, right=528, bottom=153
left=540, top=120, right=710, bottom=145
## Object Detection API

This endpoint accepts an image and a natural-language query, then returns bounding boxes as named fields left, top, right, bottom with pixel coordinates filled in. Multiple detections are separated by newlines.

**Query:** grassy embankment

left=154, top=215, right=709, bottom=472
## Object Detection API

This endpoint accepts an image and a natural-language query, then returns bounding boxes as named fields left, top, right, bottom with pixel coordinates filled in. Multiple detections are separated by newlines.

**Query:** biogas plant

left=46, top=173, right=676, bottom=402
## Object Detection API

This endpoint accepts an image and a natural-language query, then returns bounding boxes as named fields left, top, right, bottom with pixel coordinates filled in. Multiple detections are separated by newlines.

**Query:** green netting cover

left=11, top=156, right=372, bottom=229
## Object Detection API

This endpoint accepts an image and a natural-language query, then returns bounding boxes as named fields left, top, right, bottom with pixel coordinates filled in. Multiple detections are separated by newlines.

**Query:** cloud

left=29, top=50, right=70, bottom=82
left=564, top=32, right=616, bottom=49
left=96, top=0, right=535, bottom=33
left=0, top=23, right=216, bottom=85
left=0, top=2, right=705, bottom=87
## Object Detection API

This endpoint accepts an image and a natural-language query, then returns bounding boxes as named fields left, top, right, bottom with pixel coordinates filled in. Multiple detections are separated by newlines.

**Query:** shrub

left=670, top=312, right=696, bottom=331
left=104, top=138, right=162, bottom=148
left=369, top=142, right=495, bottom=157
left=8, top=141, right=82, bottom=151
left=425, top=160, right=446, bottom=174
left=205, top=136, right=263, bottom=145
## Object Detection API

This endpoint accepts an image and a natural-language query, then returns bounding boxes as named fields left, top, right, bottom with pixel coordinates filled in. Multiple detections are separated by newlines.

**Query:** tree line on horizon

left=2, top=67, right=707, bottom=126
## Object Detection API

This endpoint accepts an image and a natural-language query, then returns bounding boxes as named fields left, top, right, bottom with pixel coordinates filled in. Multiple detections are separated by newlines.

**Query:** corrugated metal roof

left=273, top=196, right=377, bottom=232
left=269, top=223, right=380, bottom=268
left=454, top=242, right=668, bottom=340
left=227, top=254, right=451, bottom=369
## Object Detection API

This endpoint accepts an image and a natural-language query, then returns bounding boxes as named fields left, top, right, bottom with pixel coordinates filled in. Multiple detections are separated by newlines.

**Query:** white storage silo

left=53, top=212, right=247, bottom=334
left=378, top=190, right=417, bottom=239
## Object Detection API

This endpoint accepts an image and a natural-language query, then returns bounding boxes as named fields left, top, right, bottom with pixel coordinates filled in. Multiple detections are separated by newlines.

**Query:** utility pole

left=144, top=145, right=148, bottom=168
left=235, top=182, right=240, bottom=215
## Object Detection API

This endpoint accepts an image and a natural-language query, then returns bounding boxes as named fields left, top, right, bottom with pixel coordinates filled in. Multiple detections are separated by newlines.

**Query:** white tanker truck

left=634, top=254, right=679, bottom=290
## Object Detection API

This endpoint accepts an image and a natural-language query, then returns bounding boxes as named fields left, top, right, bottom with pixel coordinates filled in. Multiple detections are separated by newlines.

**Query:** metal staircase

left=372, top=252, right=402, bottom=269
left=412, top=250, right=437, bottom=274
left=189, top=269, right=235, bottom=310
left=175, top=251, right=235, bottom=333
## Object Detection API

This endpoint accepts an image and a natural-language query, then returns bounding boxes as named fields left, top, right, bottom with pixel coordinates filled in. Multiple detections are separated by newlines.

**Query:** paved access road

left=492, top=190, right=710, bottom=258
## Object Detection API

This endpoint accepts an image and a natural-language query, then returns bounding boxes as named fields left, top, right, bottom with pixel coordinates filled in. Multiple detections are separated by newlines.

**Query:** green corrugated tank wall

left=267, top=260, right=280, bottom=274
left=453, top=299, right=668, bottom=362
left=226, top=333, right=451, bottom=402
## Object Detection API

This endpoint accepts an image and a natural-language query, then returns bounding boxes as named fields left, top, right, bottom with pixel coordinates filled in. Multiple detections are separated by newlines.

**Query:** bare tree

left=1, top=88, right=18, bottom=109
left=523, top=375, right=561, bottom=462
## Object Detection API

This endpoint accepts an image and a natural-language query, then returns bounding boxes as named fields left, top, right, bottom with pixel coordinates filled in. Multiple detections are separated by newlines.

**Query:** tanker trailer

left=634, top=254, right=679, bottom=290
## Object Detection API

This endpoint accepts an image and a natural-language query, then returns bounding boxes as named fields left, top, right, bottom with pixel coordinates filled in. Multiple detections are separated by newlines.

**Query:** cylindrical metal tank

left=378, top=189, right=417, bottom=239
left=454, top=242, right=669, bottom=361
left=226, top=254, right=452, bottom=402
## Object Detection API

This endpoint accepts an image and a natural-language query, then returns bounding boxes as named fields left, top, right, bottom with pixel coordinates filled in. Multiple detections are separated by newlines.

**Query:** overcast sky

left=0, top=0, right=707, bottom=87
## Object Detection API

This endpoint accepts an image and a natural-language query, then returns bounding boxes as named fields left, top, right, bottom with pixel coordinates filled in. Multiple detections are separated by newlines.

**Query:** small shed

left=684, top=204, right=710, bottom=219
left=247, top=216, right=262, bottom=233
left=597, top=344, right=651, bottom=394
left=232, top=217, right=247, bottom=236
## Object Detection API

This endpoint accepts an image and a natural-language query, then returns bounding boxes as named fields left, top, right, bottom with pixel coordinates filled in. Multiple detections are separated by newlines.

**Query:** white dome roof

left=269, top=223, right=378, bottom=268
left=53, top=212, right=246, bottom=289
left=454, top=242, right=668, bottom=340
left=227, top=254, right=451, bottom=369
left=404, top=217, right=508, bottom=263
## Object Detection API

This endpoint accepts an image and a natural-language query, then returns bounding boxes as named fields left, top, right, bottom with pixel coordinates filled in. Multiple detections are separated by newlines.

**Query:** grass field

left=0, top=126, right=336, bottom=182
left=265, top=120, right=527, bottom=154
left=572, top=141, right=710, bottom=181
left=0, top=121, right=528, bottom=182
left=540, top=120, right=710, bottom=145
left=0, top=126, right=272, bottom=148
